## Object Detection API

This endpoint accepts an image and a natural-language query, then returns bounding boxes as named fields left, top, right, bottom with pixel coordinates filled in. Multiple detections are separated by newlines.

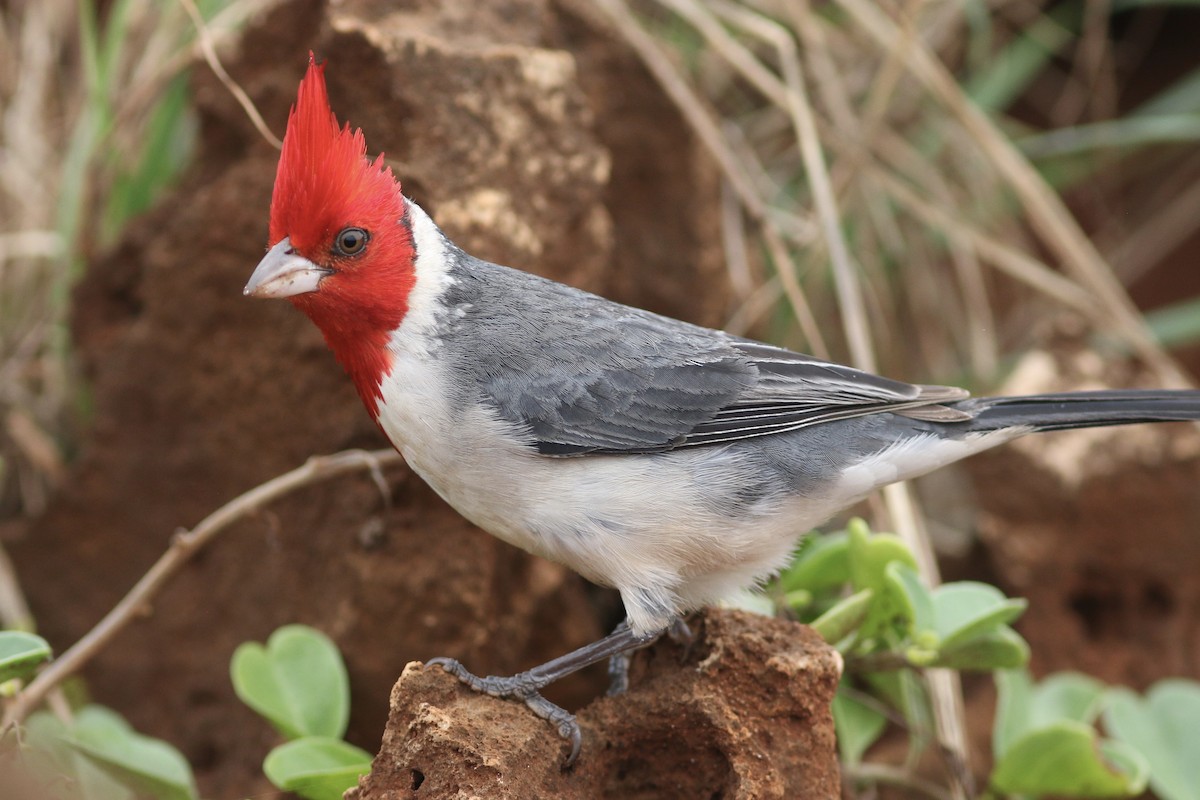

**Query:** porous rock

left=349, top=609, right=843, bottom=800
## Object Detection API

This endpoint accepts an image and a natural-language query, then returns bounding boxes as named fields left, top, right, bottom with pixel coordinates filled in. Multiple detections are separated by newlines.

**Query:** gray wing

left=517, top=337, right=969, bottom=455
left=445, top=257, right=969, bottom=456
left=676, top=341, right=970, bottom=450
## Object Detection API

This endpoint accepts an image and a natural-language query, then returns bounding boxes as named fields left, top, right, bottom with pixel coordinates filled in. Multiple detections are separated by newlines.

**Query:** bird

left=245, top=55, right=1200, bottom=764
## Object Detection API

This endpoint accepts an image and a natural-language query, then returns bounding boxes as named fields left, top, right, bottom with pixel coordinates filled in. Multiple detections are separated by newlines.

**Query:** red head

left=246, top=54, right=415, bottom=415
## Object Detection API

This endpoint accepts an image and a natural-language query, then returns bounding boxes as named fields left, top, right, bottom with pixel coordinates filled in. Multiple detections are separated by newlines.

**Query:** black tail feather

left=957, top=390, right=1200, bottom=433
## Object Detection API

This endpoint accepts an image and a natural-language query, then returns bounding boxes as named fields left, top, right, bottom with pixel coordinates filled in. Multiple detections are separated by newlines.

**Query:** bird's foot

left=426, top=622, right=658, bottom=766
left=426, top=656, right=582, bottom=766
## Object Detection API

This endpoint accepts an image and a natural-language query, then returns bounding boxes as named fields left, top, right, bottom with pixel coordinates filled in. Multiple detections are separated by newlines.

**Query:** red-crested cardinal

left=246, top=56, right=1200, bottom=764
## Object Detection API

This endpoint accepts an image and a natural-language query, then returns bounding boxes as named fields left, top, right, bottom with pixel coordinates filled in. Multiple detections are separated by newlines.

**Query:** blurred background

left=2, top=0, right=1200, bottom=795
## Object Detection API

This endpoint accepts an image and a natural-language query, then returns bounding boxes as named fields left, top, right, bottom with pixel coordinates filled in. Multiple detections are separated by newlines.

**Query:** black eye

left=334, top=227, right=369, bottom=256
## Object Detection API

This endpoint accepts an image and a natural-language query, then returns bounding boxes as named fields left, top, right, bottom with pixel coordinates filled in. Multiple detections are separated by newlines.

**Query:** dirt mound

left=8, top=0, right=734, bottom=794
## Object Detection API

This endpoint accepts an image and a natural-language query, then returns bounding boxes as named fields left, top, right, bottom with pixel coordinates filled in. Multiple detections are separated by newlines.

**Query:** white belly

left=374, top=351, right=819, bottom=635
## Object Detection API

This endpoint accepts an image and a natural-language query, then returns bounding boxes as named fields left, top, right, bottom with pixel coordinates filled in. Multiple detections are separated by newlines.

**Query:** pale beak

left=244, top=238, right=330, bottom=298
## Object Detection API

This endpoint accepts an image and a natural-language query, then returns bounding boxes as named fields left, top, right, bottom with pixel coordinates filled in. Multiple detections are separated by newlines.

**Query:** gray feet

left=425, top=656, right=582, bottom=765
left=424, top=619, right=662, bottom=767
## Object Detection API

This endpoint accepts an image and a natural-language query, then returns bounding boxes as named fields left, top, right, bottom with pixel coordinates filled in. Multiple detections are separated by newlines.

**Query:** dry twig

left=2, top=448, right=404, bottom=728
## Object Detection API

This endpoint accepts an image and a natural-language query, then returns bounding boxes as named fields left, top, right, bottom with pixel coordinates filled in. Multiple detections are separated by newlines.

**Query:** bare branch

left=2, top=448, right=404, bottom=728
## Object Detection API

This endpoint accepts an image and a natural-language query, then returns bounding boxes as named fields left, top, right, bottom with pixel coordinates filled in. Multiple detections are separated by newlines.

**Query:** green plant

left=232, top=624, right=372, bottom=800
left=0, top=629, right=198, bottom=799
left=777, top=519, right=1029, bottom=673
left=758, top=519, right=1196, bottom=798
left=0, top=630, right=51, bottom=686
left=992, top=670, right=1147, bottom=797
left=1104, top=679, right=1200, bottom=800
left=24, top=705, right=199, bottom=800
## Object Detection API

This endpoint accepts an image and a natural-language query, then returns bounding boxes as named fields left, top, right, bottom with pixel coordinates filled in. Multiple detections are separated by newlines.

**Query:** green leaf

left=231, top=625, right=350, bottom=740
left=24, top=710, right=135, bottom=800
left=885, top=563, right=933, bottom=634
left=0, top=631, right=52, bottom=682
left=994, top=669, right=1106, bottom=758
left=896, top=669, right=933, bottom=760
left=67, top=706, right=197, bottom=800
left=994, top=669, right=1034, bottom=759
left=1104, top=680, right=1200, bottom=800
left=1019, top=115, right=1200, bottom=160
left=832, top=687, right=887, bottom=765
left=845, top=520, right=919, bottom=643
left=847, top=519, right=918, bottom=593
left=964, top=5, right=1077, bottom=112
left=930, top=582, right=1027, bottom=649
left=931, top=626, right=1029, bottom=670
left=263, top=737, right=373, bottom=800
left=810, top=589, right=873, bottom=644
left=991, top=721, right=1148, bottom=797
left=778, top=531, right=850, bottom=593
left=1033, top=672, right=1108, bottom=726
left=781, top=588, right=813, bottom=612
left=1145, top=295, right=1200, bottom=349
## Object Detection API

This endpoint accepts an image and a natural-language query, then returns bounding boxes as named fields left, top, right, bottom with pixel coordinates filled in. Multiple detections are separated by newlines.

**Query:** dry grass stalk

left=0, top=0, right=278, bottom=521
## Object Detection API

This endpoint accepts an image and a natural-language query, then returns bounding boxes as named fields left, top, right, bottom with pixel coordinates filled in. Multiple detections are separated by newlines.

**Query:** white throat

left=395, top=200, right=456, bottom=354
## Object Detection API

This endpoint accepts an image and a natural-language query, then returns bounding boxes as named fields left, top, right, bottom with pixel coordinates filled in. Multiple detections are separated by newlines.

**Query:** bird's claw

left=425, top=657, right=582, bottom=767
left=522, top=689, right=582, bottom=767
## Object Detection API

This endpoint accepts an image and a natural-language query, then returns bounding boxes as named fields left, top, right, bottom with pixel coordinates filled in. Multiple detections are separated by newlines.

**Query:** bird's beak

left=244, top=238, right=330, bottom=299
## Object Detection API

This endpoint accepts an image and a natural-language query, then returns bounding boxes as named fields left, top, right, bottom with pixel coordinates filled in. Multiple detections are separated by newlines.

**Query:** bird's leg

left=604, top=618, right=656, bottom=697
left=426, top=619, right=663, bottom=766
left=606, top=616, right=694, bottom=696
left=605, top=650, right=633, bottom=697
left=667, top=616, right=696, bottom=658
left=604, top=619, right=644, bottom=698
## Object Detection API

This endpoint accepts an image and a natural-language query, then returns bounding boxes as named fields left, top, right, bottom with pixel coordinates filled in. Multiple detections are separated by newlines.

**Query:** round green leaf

left=993, top=670, right=1105, bottom=759
left=1104, top=680, right=1200, bottom=800
left=68, top=706, right=197, bottom=800
left=782, top=588, right=813, bottom=612
left=931, top=626, right=1030, bottom=670
left=231, top=625, right=350, bottom=740
left=930, top=582, right=1027, bottom=649
left=0, top=631, right=52, bottom=682
left=991, top=720, right=1148, bottom=797
left=263, top=737, right=373, bottom=800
